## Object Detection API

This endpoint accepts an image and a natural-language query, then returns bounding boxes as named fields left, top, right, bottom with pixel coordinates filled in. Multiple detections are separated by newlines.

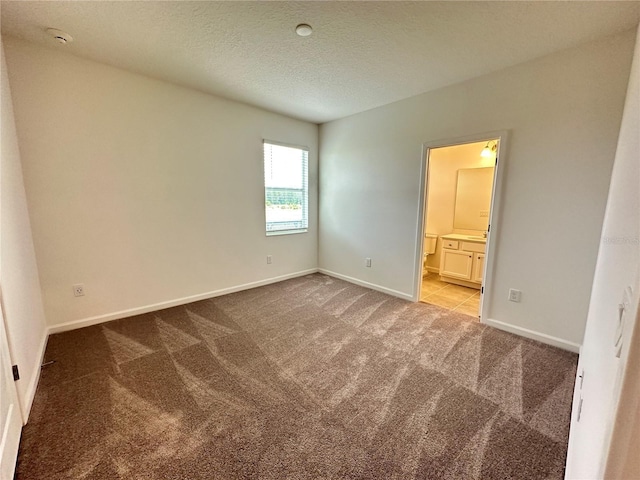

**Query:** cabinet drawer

left=443, top=240, right=459, bottom=249
left=461, top=241, right=486, bottom=253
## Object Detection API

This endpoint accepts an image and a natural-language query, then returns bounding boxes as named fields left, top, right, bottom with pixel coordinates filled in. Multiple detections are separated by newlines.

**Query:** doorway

left=414, top=132, right=506, bottom=322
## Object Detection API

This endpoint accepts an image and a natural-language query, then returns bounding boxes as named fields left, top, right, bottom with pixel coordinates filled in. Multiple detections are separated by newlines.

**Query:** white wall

left=425, top=141, right=494, bottom=270
left=565, top=23, right=640, bottom=479
left=0, top=40, right=48, bottom=418
left=319, top=30, right=635, bottom=348
left=3, top=37, right=318, bottom=328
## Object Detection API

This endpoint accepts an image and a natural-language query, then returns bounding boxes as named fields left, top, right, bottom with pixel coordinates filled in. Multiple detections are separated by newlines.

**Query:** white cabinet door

left=472, top=253, right=485, bottom=283
left=440, top=249, right=473, bottom=280
left=0, top=301, right=22, bottom=480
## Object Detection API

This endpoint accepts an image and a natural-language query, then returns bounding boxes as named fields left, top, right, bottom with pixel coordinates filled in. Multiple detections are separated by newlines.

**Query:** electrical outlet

left=266, top=255, right=272, bottom=264
left=508, top=288, right=521, bottom=303
left=365, top=258, right=372, bottom=268
left=73, top=284, right=85, bottom=297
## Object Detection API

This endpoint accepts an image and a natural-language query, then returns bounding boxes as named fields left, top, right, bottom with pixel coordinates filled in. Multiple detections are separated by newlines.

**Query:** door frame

left=0, top=290, right=23, bottom=480
left=412, top=130, right=509, bottom=323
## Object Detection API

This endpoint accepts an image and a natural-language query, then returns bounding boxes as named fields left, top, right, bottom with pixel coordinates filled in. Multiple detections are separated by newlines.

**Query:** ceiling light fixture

left=46, top=28, right=73, bottom=45
left=295, top=24, right=313, bottom=37
left=481, top=140, right=498, bottom=158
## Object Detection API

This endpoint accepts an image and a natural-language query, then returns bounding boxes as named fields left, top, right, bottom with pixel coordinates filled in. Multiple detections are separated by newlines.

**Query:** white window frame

left=263, top=140, right=309, bottom=236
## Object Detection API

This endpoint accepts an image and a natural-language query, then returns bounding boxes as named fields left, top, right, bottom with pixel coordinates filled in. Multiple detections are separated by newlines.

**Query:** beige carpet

left=17, top=274, right=577, bottom=479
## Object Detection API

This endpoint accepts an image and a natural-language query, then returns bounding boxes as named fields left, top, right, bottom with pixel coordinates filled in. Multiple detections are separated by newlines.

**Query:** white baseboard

left=483, top=317, right=581, bottom=353
left=318, top=269, right=413, bottom=301
left=48, top=269, right=319, bottom=335
left=20, top=332, right=48, bottom=424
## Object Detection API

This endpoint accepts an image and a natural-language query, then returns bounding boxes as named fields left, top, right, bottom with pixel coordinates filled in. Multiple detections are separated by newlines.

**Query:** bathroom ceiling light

left=295, top=24, right=313, bottom=37
left=481, top=141, right=498, bottom=158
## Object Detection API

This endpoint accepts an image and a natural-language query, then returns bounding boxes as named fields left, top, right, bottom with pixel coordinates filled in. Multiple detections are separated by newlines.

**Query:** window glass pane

left=265, top=144, right=304, bottom=189
left=264, top=142, right=308, bottom=235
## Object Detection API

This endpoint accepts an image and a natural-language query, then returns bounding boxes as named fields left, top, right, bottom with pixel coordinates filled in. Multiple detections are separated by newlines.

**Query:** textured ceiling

left=2, top=1, right=640, bottom=123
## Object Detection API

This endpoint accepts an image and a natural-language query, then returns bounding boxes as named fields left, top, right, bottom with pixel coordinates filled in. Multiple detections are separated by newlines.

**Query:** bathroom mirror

left=453, top=167, right=494, bottom=231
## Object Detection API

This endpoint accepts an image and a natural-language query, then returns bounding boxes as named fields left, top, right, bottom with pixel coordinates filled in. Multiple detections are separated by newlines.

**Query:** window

left=263, top=141, right=308, bottom=235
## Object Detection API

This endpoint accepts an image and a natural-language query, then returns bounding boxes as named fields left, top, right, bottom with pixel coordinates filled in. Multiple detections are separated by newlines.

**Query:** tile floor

left=420, top=272, right=480, bottom=319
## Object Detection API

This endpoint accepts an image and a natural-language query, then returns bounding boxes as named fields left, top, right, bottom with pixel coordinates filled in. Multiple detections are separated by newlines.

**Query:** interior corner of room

left=1, top=3, right=639, bottom=479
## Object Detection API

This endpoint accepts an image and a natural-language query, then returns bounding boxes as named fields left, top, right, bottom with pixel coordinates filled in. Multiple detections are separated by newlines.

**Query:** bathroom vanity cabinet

left=439, top=234, right=486, bottom=289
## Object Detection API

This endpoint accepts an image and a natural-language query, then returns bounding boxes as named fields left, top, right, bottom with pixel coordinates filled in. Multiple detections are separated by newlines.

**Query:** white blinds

left=263, top=141, right=309, bottom=235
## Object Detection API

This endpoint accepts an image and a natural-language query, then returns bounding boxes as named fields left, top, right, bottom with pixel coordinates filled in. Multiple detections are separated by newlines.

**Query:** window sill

left=266, top=229, right=308, bottom=237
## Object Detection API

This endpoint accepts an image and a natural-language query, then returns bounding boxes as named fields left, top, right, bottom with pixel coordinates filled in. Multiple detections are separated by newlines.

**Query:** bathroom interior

left=421, top=139, right=498, bottom=319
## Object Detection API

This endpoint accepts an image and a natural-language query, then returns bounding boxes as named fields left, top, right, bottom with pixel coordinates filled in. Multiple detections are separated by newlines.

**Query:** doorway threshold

left=420, top=272, right=480, bottom=320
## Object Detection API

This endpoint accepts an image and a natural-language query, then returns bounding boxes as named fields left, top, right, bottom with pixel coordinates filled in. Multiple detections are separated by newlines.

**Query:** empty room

left=1, top=2, right=639, bottom=479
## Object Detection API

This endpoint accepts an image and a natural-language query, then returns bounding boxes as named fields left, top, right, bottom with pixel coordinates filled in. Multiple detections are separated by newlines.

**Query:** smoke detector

left=46, top=28, right=73, bottom=45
